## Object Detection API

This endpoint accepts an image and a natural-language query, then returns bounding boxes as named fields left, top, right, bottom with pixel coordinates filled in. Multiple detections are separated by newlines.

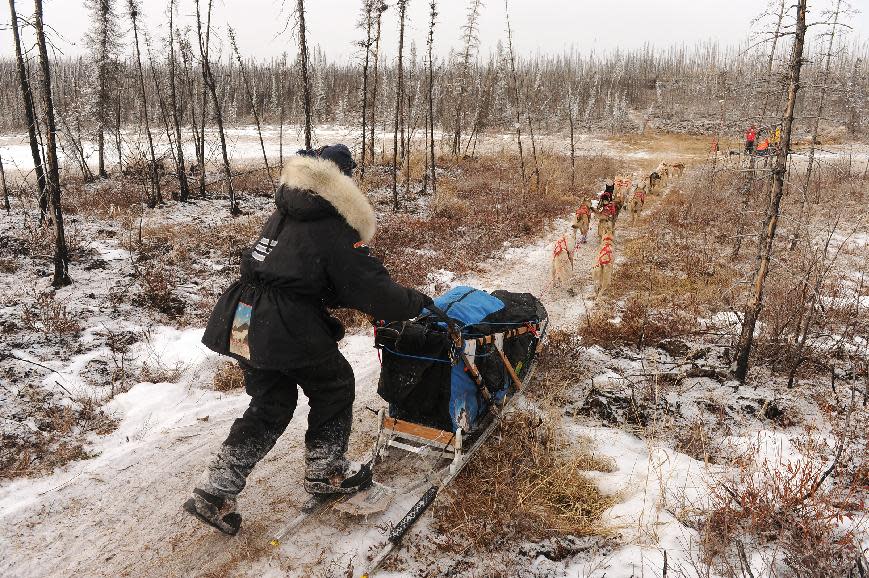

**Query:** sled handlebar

left=426, top=303, right=462, bottom=345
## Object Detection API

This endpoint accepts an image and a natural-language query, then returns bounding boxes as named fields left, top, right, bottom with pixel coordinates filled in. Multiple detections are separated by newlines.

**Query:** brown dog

left=630, top=183, right=647, bottom=224
left=573, top=200, right=591, bottom=245
left=670, top=162, right=685, bottom=177
left=551, top=235, right=574, bottom=292
left=592, top=233, right=614, bottom=297
left=597, top=212, right=614, bottom=240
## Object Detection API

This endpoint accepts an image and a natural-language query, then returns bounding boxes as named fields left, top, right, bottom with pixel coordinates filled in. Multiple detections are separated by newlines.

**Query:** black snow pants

left=199, top=349, right=355, bottom=498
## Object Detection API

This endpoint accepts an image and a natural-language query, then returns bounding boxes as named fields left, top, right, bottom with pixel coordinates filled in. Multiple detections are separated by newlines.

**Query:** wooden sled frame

left=375, top=322, right=542, bottom=473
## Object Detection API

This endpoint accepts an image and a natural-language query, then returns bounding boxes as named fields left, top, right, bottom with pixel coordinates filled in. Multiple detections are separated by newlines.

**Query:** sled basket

left=375, top=286, right=547, bottom=441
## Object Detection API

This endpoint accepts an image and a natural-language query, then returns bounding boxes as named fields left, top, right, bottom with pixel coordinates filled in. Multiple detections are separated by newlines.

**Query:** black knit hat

left=297, top=144, right=357, bottom=177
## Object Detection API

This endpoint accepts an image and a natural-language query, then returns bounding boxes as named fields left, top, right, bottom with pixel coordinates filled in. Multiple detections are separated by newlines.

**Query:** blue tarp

left=428, top=286, right=509, bottom=431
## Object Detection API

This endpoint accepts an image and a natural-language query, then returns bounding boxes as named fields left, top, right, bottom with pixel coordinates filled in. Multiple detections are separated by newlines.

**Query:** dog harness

left=553, top=237, right=569, bottom=258
left=635, top=190, right=646, bottom=203
left=601, top=203, right=617, bottom=218
left=597, top=240, right=614, bottom=266
left=576, top=205, right=590, bottom=218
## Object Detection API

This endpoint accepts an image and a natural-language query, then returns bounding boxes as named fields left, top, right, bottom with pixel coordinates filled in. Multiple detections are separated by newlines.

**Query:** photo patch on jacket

left=229, top=301, right=252, bottom=359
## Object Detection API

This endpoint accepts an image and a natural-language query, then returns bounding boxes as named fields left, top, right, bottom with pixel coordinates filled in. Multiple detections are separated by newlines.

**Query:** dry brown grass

left=433, top=409, right=615, bottom=553
left=21, top=292, right=81, bottom=335
left=212, top=360, right=245, bottom=392
left=0, top=392, right=117, bottom=480
left=373, top=153, right=624, bottom=289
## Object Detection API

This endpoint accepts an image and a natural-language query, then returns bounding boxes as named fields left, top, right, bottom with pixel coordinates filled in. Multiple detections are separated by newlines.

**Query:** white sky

left=0, top=0, right=866, bottom=63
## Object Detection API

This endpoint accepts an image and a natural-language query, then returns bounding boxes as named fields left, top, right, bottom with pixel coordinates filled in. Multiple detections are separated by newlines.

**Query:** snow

left=2, top=138, right=866, bottom=576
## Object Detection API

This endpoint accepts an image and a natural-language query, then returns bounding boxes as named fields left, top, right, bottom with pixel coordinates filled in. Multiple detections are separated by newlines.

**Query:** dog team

left=551, top=161, right=682, bottom=297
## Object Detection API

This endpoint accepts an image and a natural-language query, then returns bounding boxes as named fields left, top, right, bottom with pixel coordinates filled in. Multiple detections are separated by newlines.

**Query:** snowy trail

left=0, top=177, right=661, bottom=577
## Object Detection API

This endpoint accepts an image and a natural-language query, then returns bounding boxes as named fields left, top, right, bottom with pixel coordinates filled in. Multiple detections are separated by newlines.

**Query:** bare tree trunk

left=0, top=154, right=9, bottom=213
left=115, top=85, right=123, bottom=172
left=177, top=31, right=203, bottom=193
left=802, top=0, right=841, bottom=209
left=8, top=0, right=48, bottom=222
left=427, top=0, right=437, bottom=201
left=197, top=3, right=211, bottom=198
left=297, top=0, right=313, bottom=149
left=168, top=0, right=190, bottom=202
left=129, top=0, right=162, bottom=206
left=34, top=0, right=71, bottom=287
left=734, top=0, right=807, bottom=382
left=527, top=111, right=541, bottom=194
left=146, top=36, right=180, bottom=200
left=369, top=3, right=386, bottom=162
left=359, top=0, right=374, bottom=180
left=568, top=98, right=576, bottom=191
left=229, top=26, right=274, bottom=191
left=453, top=0, right=482, bottom=158
left=504, top=0, right=526, bottom=188
left=95, top=0, right=112, bottom=179
left=196, top=0, right=237, bottom=214
left=279, top=57, right=286, bottom=167
left=391, top=0, right=407, bottom=211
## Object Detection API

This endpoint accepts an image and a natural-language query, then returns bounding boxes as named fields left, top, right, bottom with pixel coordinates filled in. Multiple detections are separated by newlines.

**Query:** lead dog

left=670, top=162, right=685, bottom=177
left=551, top=235, right=574, bottom=293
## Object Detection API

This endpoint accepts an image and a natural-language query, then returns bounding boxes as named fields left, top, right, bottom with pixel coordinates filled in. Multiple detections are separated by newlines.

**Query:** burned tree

left=358, top=0, right=375, bottom=179
left=1, top=154, right=9, bottom=213
left=168, top=0, right=190, bottom=201
left=452, top=0, right=483, bottom=158
left=426, top=0, right=437, bottom=198
left=369, top=2, right=388, bottom=162
left=7, top=0, right=48, bottom=221
left=196, top=0, right=237, bottom=214
left=128, top=0, right=162, bottom=206
left=84, top=0, right=121, bottom=179
left=504, top=0, right=526, bottom=188
left=34, top=0, right=71, bottom=286
left=229, top=26, right=275, bottom=191
left=296, top=0, right=313, bottom=149
left=735, top=0, right=808, bottom=382
left=391, top=0, right=407, bottom=211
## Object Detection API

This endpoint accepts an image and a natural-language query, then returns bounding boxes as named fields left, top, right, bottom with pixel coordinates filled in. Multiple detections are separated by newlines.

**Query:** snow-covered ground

left=2, top=138, right=866, bottom=576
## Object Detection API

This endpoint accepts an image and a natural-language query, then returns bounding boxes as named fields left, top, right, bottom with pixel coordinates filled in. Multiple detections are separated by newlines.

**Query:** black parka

left=202, top=155, right=429, bottom=369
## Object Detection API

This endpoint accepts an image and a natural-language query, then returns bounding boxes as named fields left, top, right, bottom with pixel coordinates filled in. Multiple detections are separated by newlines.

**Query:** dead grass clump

left=0, top=391, right=118, bottom=481
left=139, top=361, right=186, bottom=384
left=580, top=296, right=695, bottom=349
left=62, top=175, right=148, bottom=216
left=135, top=263, right=186, bottom=318
left=22, top=292, right=81, bottom=335
left=531, top=329, right=588, bottom=403
left=433, top=410, right=615, bottom=553
left=213, top=361, right=245, bottom=391
left=0, top=257, right=19, bottom=273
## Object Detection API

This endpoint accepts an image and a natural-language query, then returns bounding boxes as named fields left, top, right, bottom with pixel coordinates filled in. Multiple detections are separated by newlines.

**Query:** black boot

left=183, top=488, right=242, bottom=535
left=304, top=461, right=373, bottom=495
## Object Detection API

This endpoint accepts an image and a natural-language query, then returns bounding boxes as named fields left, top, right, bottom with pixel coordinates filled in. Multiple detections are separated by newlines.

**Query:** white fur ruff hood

left=279, top=155, right=376, bottom=243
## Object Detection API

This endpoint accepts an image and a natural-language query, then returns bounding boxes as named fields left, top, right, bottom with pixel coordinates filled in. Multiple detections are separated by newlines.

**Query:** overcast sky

left=0, top=0, right=866, bottom=63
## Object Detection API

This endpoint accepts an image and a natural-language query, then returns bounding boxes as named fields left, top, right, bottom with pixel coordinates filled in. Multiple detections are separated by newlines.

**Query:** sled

left=373, top=286, right=547, bottom=469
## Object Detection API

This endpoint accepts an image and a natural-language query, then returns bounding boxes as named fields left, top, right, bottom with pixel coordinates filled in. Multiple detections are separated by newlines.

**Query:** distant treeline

left=0, top=40, right=866, bottom=141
